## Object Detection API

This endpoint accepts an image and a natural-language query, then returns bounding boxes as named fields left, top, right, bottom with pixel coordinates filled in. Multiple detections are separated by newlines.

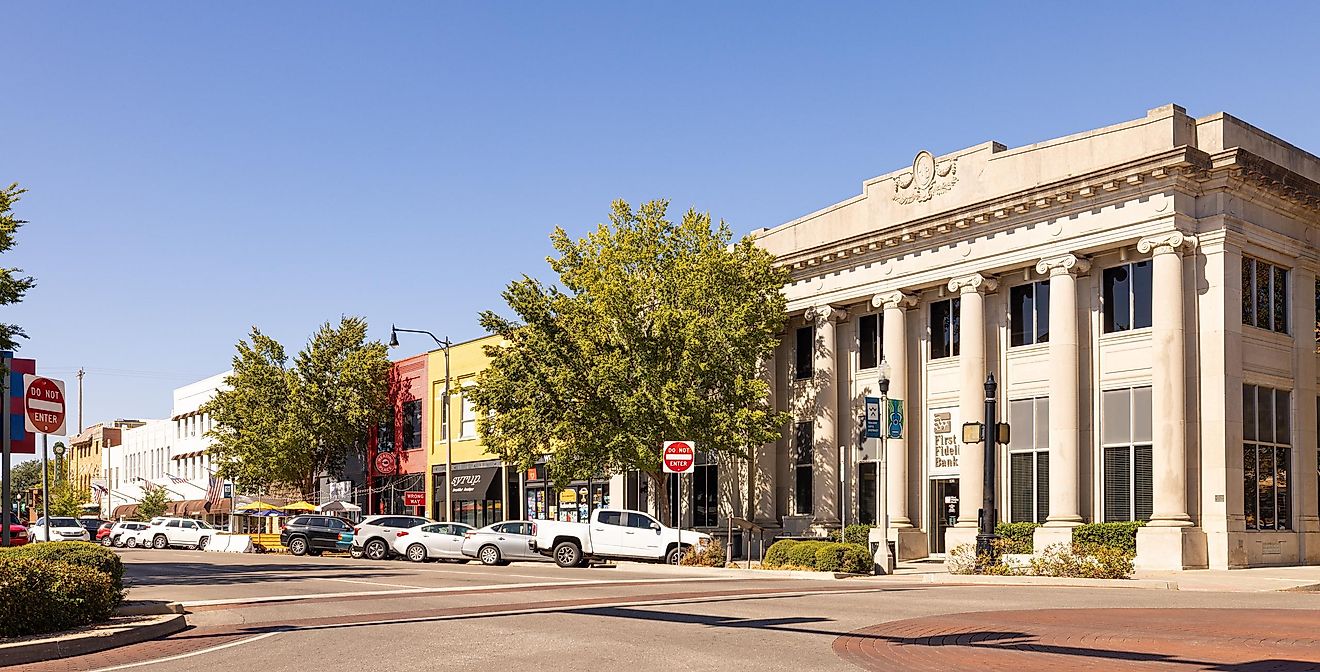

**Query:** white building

left=170, top=371, right=229, bottom=484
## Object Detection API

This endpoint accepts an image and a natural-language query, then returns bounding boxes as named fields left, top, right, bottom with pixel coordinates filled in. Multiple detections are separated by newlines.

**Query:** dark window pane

left=795, top=327, right=814, bottom=379
left=1036, top=281, right=1051, bottom=344
left=1256, top=260, right=1272, bottom=330
left=1010, top=452, right=1034, bottom=523
left=1036, top=451, right=1050, bottom=524
left=858, top=462, right=878, bottom=526
left=1103, top=447, right=1131, bottom=522
left=795, top=466, right=812, bottom=516
left=1258, top=446, right=1275, bottom=530
left=951, top=297, right=961, bottom=356
left=1243, top=385, right=1257, bottom=442
left=1134, top=446, right=1153, bottom=522
left=795, top=422, right=813, bottom=465
left=1132, top=261, right=1153, bottom=329
left=600, top=511, right=621, bottom=526
left=1272, top=266, right=1288, bottom=333
left=1010, top=285, right=1033, bottom=347
left=1103, top=266, right=1131, bottom=333
left=859, top=315, right=878, bottom=369
left=402, top=400, right=422, bottom=449
left=1275, top=389, right=1290, bottom=446
left=931, top=301, right=951, bottom=359
left=1258, top=387, right=1274, bottom=445
left=1242, top=257, right=1255, bottom=326
left=1276, top=446, right=1291, bottom=531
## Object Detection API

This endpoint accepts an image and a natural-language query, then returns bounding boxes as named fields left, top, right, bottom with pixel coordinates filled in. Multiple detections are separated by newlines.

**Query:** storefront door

left=929, top=478, right=959, bottom=554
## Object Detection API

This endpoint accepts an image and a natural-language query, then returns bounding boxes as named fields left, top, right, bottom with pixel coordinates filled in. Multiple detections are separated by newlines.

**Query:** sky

left=4, top=1, right=1320, bottom=451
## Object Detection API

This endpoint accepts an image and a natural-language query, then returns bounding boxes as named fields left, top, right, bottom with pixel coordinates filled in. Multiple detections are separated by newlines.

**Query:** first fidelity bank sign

left=928, top=407, right=961, bottom=477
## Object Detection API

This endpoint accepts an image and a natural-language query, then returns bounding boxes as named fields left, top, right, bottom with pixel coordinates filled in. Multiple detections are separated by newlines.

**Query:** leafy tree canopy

left=470, top=199, right=789, bottom=517
left=136, top=486, right=169, bottom=520
left=0, top=184, right=36, bottom=351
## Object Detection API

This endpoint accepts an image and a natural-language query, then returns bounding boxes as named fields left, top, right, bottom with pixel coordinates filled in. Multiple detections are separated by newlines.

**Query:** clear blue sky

left=4, top=2, right=1320, bottom=437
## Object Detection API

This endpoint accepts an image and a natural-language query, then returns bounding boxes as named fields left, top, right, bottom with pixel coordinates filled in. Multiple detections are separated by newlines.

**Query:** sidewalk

left=881, top=558, right=1320, bottom=592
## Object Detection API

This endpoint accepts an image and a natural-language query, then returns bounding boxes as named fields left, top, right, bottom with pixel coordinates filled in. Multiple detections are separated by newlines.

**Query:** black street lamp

left=975, top=373, right=1000, bottom=570
left=389, top=326, right=452, bottom=520
left=872, top=358, right=894, bottom=575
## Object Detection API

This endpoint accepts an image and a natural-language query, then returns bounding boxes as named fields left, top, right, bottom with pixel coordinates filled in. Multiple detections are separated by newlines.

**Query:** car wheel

left=197, top=536, right=210, bottom=550
left=406, top=543, right=427, bottom=562
left=666, top=546, right=682, bottom=565
left=553, top=541, right=582, bottom=568
left=478, top=545, right=502, bottom=566
left=101, top=536, right=113, bottom=547
left=364, top=539, right=388, bottom=561
left=126, top=537, right=138, bottom=548
left=350, top=546, right=364, bottom=559
left=289, top=537, right=308, bottom=556
left=153, top=535, right=168, bottom=550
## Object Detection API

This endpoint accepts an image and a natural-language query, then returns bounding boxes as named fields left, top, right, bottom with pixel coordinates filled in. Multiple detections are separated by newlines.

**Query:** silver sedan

left=460, top=520, right=546, bottom=565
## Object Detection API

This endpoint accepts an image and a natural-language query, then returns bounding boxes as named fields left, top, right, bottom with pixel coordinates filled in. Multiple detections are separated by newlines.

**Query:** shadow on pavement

left=123, top=561, right=403, bottom=587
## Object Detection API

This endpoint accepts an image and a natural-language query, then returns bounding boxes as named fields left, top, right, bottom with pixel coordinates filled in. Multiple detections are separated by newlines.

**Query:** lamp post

left=390, top=326, right=452, bottom=521
left=974, top=373, right=1000, bottom=570
left=873, top=358, right=895, bottom=575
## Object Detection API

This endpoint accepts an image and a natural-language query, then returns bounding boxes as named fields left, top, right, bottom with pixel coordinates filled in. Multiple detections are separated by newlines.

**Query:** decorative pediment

left=893, top=150, right=958, bottom=205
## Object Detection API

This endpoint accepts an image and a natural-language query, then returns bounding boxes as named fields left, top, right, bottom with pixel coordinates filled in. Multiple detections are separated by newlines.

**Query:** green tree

left=0, top=184, right=35, bottom=351
left=204, top=318, right=391, bottom=494
left=136, top=486, right=169, bottom=520
left=46, top=460, right=83, bottom=517
left=9, top=460, right=42, bottom=495
left=470, top=199, right=789, bottom=521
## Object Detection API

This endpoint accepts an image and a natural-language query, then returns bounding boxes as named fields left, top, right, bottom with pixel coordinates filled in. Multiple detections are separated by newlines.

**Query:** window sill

left=1240, top=325, right=1293, bottom=343
left=1006, top=342, right=1049, bottom=355
left=1098, top=328, right=1152, bottom=345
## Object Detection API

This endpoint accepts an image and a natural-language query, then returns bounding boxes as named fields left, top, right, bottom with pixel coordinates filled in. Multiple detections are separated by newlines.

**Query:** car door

left=305, top=517, right=332, bottom=550
left=321, top=517, right=349, bottom=550
left=416, top=524, right=450, bottom=558
left=590, top=510, right=628, bottom=556
left=178, top=520, right=202, bottom=546
left=500, top=522, right=537, bottom=560
left=626, top=513, right=664, bottom=558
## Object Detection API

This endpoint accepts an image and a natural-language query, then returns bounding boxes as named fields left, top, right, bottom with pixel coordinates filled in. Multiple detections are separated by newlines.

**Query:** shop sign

left=928, top=407, right=961, bottom=477
left=402, top=491, right=425, bottom=507
left=374, top=451, right=398, bottom=476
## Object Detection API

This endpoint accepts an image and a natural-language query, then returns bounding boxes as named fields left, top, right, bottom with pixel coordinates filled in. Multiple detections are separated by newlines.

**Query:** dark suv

left=280, top=515, right=353, bottom=556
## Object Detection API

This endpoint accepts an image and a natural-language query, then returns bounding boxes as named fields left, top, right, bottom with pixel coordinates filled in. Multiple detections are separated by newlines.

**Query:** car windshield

left=50, top=518, right=79, bottom=527
left=196, top=520, right=214, bottom=529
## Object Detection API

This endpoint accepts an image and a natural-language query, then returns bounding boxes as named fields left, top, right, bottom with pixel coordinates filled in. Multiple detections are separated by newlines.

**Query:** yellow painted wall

left=424, top=334, right=506, bottom=511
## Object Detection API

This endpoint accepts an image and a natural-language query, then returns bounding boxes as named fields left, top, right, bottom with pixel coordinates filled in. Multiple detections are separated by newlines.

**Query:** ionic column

left=948, top=273, right=996, bottom=528
left=753, top=353, right=778, bottom=525
left=1137, top=232, right=1194, bottom=527
left=872, top=291, right=918, bottom=528
left=1037, top=254, right=1090, bottom=527
left=806, top=305, right=843, bottom=525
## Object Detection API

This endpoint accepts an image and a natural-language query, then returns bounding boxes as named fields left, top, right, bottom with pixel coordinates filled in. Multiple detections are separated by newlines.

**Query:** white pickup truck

left=533, top=508, right=711, bottom=567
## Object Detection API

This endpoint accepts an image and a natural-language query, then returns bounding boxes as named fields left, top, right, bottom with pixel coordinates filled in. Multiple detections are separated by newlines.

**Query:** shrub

left=945, top=543, right=976, bottom=575
left=1031, top=543, right=1134, bottom=579
left=763, top=539, right=798, bottom=568
left=814, top=544, right=847, bottom=572
left=1072, top=521, right=1144, bottom=555
left=786, top=540, right=828, bottom=569
left=995, top=522, right=1039, bottom=554
left=828, top=524, right=873, bottom=547
left=680, top=539, right=725, bottom=567
left=1, top=542, right=125, bottom=596
left=0, top=557, right=117, bottom=637
left=839, top=544, right=872, bottom=574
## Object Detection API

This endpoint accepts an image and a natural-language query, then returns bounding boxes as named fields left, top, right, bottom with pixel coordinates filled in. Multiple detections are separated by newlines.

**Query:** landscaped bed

left=0, top=542, right=125, bottom=638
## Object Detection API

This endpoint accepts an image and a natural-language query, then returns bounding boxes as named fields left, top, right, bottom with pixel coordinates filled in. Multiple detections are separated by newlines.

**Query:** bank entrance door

left=929, top=479, right=959, bottom=554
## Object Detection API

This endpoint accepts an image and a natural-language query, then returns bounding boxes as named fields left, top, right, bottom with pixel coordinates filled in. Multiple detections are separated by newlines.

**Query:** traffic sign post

left=24, top=376, right=67, bottom=436
left=663, top=441, right=695, bottom=564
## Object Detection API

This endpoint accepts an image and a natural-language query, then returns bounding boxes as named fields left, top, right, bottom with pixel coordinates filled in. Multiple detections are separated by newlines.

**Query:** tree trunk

left=649, top=470, right=669, bottom=524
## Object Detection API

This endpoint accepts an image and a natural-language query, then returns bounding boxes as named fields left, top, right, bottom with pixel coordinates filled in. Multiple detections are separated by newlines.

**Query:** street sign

left=662, top=440, right=695, bottom=474
left=864, top=397, right=881, bottom=439
left=23, top=376, right=66, bottom=436
left=403, top=491, right=425, bottom=507
left=886, top=398, right=904, bottom=440
left=374, top=451, right=398, bottom=476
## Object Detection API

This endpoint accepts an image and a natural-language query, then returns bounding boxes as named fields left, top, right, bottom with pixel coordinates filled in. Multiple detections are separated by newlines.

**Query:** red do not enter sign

left=662, top=440, right=696, bottom=474
left=23, top=375, right=67, bottom=436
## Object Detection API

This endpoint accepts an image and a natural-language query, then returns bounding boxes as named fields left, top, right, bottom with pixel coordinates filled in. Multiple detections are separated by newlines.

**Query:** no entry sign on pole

left=662, top=440, right=695, bottom=474
left=23, top=375, right=66, bottom=436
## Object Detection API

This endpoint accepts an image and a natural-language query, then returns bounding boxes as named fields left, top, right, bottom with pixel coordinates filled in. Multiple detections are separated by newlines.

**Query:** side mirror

left=651, top=523, right=661, bottom=532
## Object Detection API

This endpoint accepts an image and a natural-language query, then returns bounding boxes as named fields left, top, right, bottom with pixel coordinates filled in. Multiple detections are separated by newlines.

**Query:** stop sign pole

left=22, top=376, right=66, bottom=543
left=663, top=441, right=696, bottom=563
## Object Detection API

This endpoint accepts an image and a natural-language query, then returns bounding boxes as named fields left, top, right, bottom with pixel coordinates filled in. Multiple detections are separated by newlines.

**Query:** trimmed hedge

left=763, top=539, right=798, bottom=567
left=787, top=540, right=828, bottom=567
left=1072, top=521, right=1144, bottom=555
left=680, top=540, right=725, bottom=567
left=0, top=557, right=117, bottom=637
left=1, top=542, right=125, bottom=595
left=764, top=539, right=871, bottom=573
left=995, top=522, right=1039, bottom=554
left=828, top=524, right=873, bottom=547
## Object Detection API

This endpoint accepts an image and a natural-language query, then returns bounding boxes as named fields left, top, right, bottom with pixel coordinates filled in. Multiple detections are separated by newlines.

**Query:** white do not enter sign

left=23, top=375, right=67, bottom=436
left=662, top=440, right=696, bottom=474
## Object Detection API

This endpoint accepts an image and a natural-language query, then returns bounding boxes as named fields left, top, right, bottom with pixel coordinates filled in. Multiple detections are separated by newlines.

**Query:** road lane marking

left=87, top=631, right=281, bottom=671
left=311, top=577, right=433, bottom=589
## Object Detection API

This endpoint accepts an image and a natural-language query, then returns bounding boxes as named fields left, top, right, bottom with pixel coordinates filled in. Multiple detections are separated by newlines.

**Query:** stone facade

left=743, top=104, right=1320, bottom=570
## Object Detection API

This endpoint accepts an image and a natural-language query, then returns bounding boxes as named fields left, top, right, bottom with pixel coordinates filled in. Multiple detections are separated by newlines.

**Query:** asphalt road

left=21, top=548, right=1320, bottom=672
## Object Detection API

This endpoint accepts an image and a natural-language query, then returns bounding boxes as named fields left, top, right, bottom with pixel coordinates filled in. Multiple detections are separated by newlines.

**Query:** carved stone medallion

left=893, top=150, right=958, bottom=205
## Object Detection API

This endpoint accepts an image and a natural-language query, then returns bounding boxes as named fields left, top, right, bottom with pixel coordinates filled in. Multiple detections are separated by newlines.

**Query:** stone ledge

left=0, top=613, right=187, bottom=667
left=920, top=573, right=1178, bottom=590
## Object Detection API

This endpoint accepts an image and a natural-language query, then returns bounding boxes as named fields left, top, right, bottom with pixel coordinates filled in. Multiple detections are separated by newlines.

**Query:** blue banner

left=864, top=397, right=881, bottom=439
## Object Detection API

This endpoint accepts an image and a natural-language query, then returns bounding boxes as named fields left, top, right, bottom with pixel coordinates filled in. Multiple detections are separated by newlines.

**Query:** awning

left=449, top=467, right=501, bottom=501
left=318, top=500, right=362, bottom=513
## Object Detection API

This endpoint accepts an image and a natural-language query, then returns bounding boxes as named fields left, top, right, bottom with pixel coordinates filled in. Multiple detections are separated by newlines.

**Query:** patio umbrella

left=282, top=501, right=316, bottom=512
left=236, top=501, right=278, bottom=512
left=317, top=500, right=362, bottom=513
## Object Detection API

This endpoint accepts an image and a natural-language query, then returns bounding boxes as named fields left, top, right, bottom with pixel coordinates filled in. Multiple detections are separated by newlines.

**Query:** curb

left=920, top=573, right=1179, bottom=590
left=611, top=561, right=863, bottom=581
left=115, top=601, right=186, bottom=616
left=0, top=613, right=187, bottom=667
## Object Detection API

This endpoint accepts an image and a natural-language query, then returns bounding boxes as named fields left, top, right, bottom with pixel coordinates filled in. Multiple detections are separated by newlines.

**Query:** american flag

left=167, top=474, right=189, bottom=484
left=205, top=475, right=224, bottom=508
left=91, top=482, right=108, bottom=503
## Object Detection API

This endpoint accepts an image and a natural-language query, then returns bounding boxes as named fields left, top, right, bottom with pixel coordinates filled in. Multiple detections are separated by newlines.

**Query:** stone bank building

left=745, top=105, right=1320, bottom=570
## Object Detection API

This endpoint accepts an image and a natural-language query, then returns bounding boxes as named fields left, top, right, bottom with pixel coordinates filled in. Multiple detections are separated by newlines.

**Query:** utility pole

left=77, top=368, right=85, bottom=434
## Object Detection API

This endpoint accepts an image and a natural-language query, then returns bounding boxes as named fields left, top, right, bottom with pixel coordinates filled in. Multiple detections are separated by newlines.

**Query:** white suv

left=142, top=517, right=217, bottom=550
left=29, top=516, right=91, bottom=542
left=351, top=515, right=433, bottom=560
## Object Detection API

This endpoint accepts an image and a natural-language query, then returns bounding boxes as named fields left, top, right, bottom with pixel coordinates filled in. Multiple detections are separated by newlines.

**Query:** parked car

left=461, top=520, right=545, bottom=565
left=336, top=529, right=354, bottom=553
left=77, top=518, right=108, bottom=540
left=96, top=522, right=114, bottom=544
left=125, top=517, right=167, bottom=548
left=532, top=509, right=711, bottom=567
left=4, top=523, right=28, bottom=546
left=280, top=515, right=354, bottom=556
left=141, top=517, right=217, bottom=550
left=392, top=522, right=475, bottom=563
left=108, top=521, right=151, bottom=547
left=29, top=516, right=91, bottom=542
left=351, top=515, right=433, bottom=561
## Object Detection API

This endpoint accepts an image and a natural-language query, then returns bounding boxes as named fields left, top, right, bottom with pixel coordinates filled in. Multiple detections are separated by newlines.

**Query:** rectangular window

left=1243, top=384, right=1291, bottom=531
left=1008, top=397, right=1049, bottom=523
left=794, top=422, right=813, bottom=515
left=1242, top=257, right=1290, bottom=334
left=377, top=406, right=395, bottom=452
left=1101, top=387, right=1153, bottom=522
left=1009, top=281, right=1051, bottom=347
left=794, top=326, right=814, bottom=380
left=692, top=453, right=718, bottom=528
left=929, top=298, right=961, bottom=359
left=460, top=391, right=477, bottom=439
left=401, top=400, right=422, bottom=450
left=858, top=314, right=881, bottom=370
left=1102, top=262, right=1152, bottom=333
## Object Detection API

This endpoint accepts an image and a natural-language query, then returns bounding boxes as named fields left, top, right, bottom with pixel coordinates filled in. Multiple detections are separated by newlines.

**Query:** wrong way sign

left=662, top=440, right=696, bottom=474
left=23, top=375, right=67, bottom=436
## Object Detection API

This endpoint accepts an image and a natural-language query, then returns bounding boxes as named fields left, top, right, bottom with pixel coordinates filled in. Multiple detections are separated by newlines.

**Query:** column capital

left=805, top=305, right=846, bottom=324
left=1137, top=231, right=1198, bottom=256
left=870, top=291, right=918, bottom=311
left=1035, top=254, right=1091, bottom=277
left=947, top=273, right=997, bottom=295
